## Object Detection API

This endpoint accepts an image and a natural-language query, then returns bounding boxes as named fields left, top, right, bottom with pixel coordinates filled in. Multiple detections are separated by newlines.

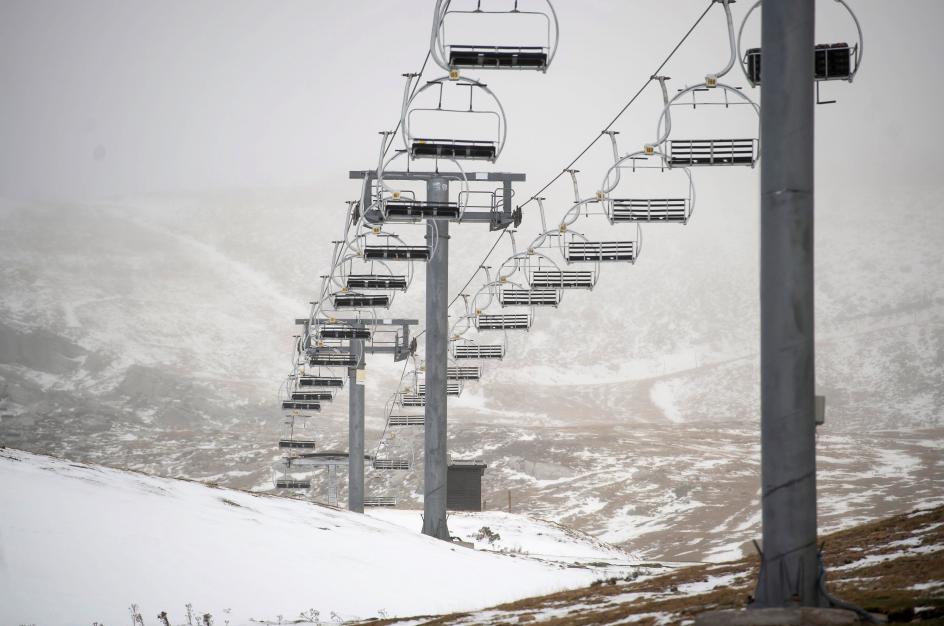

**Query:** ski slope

left=0, top=449, right=625, bottom=626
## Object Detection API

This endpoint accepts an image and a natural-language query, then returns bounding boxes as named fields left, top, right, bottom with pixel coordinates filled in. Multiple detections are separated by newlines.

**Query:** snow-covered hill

left=0, top=448, right=641, bottom=626
left=0, top=185, right=941, bottom=564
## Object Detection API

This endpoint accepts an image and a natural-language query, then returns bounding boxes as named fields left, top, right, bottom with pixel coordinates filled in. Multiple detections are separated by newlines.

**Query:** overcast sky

left=1, top=0, right=942, bottom=206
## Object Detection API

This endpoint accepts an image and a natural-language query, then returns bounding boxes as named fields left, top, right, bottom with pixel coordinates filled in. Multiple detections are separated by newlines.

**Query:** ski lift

left=430, top=0, right=560, bottom=72
left=738, top=0, right=863, bottom=89
left=364, top=245, right=431, bottom=261
left=332, top=292, right=391, bottom=309
left=400, top=393, right=426, bottom=407
left=528, top=269, right=596, bottom=290
left=346, top=274, right=409, bottom=290
left=499, top=287, right=560, bottom=307
left=389, top=414, right=425, bottom=427
left=298, top=375, right=344, bottom=388
left=274, top=479, right=311, bottom=489
left=281, top=401, right=320, bottom=412
left=565, top=240, right=636, bottom=263
left=475, top=312, right=531, bottom=331
left=279, top=414, right=317, bottom=450
left=452, top=342, right=505, bottom=360
left=316, top=323, right=371, bottom=340
left=652, top=5, right=760, bottom=168
left=291, top=391, right=334, bottom=402
left=402, top=75, right=506, bottom=162
left=417, top=382, right=463, bottom=396
left=600, top=150, right=695, bottom=224
left=447, top=365, right=482, bottom=381
left=383, top=198, right=461, bottom=220
left=308, top=350, right=358, bottom=368
left=372, top=433, right=414, bottom=470
left=364, top=496, right=398, bottom=507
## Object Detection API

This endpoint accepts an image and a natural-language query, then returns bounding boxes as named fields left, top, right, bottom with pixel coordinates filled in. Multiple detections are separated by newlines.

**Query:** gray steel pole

left=422, top=176, right=451, bottom=540
left=754, top=0, right=826, bottom=607
left=348, top=338, right=365, bottom=513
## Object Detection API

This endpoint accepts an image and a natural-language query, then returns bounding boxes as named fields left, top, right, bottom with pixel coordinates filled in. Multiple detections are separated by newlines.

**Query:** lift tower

left=351, top=169, right=525, bottom=539
left=298, top=317, right=417, bottom=513
left=754, top=0, right=827, bottom=607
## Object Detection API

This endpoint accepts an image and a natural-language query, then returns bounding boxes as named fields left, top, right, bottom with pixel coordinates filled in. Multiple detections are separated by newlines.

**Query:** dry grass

left=359, top=505, right=944, bottom=626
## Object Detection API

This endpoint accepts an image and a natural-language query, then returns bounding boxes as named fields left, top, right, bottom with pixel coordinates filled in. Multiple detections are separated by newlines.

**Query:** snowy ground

left=368, top=509, right=641, bottom=578
left=0, top=449, right=637, bottom=626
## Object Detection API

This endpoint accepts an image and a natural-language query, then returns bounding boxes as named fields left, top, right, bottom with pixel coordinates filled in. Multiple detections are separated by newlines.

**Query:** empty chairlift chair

left=279, top=439, right=316, bottom=450
left=345, top=274, right=408, bottom=290
left=402, top=76, right=505, bottom=162
left=383, top=198, right=461, bottom=220
left=388, top=414, right=425, bottom=427
left=738, top=0, right=863, bottom=87
left=499, top=288, right=560, bottom=307
left=669, top=138, right=756, bottom=167
left=417, top=382, right=463, bottom=397
left=298, top=375, right=344, bottom=389
left=372, top=457, right=412, bottom=471
left=399, top=393, right=426, bottom=407
left=475, top=312, right=532, bottom=331
left=274, top=478, right=311, bottom=489
left=290, top=391, right=334, bottom=402
left=308, top=350, right=358, bottom=368
left=447, top=365, right=481, bottom=381
left=453, top=342, right=505, bottom=360
left=566, top=240, right=636, bottom=263
left=432, top=0, right=559, bottom=72
left=333, top=292, right=390, bottom=309
left=363, top=496, right=398, bottom=507
left=529, top=269, right=595, bottom=290
left=364, top=245, right=431, bottom=261
left=317, top=324, right=371, bottom=340
left=610, top=198, right=689, bottom=223
left=281, top=400, right=321, bottom=412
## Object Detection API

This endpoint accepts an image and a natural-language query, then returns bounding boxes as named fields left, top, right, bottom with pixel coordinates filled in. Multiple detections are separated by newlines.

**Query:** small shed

left=447, top=460, right=487, bottom=512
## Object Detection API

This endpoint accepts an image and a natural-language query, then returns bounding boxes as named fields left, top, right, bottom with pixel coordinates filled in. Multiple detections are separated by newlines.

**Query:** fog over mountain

left=1, top=0, right=942, bottom=562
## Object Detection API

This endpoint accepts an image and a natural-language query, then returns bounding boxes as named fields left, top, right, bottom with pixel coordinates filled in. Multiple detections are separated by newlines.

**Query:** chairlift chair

left=383, top=198, right=461, bottom=220
left=431, top=0, right=559, bottom=72
left=452, top=342, right=505, bottom=360
left=738, top=0, right=863, bottom=87
left=652, top=7, right=760, bottom=168
left=528, top=269, right=596, bottom=290
left=274, top=479, right=311, bottom=489
left=298, top=375, right=344, bottom=388
left=364, top=245, right=431, bottom=261
left=388, top=414, right=425, bottom=427
left=332, top=292, right=391, bottom=309
left=417, top=382, right=463, bottom=396
left=601, top=153, right=695, bottom=224
left=317, top=323, right=371, bottom=340
left=346, top=274, right=409, bottom=290
left=364, top=495, right=398, bottom=507
left=498, top=287, right=560, bottom=307
left=565, top=240, right=636, bottom=263
left=474, top=312, right=532, bottom=331
left=308, top=350, right=359, bottom=368
left=402, top=75, right=506, bottom=162
left=290, top=391, right=334, bottom=402
left=279, top=439, right=317, bottom=450
left=281, top=401, right=321, bottom=412
left=447, top=365, right=482, bottom=381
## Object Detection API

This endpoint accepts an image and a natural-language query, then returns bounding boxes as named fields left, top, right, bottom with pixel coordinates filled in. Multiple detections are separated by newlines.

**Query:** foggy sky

left=2, top=0, right=942, bottom=204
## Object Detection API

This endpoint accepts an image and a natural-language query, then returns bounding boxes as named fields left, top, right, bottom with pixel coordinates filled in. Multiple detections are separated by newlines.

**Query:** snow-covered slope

left=0, top=448, right=629, bottom=626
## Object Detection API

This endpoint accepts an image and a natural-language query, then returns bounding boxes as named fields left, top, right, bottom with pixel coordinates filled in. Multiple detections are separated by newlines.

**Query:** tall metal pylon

left=296, top=317, right=417, bottom=513
left=350, top=169, right=525, bottom=539
left=753, top=0, right=827, bottom=607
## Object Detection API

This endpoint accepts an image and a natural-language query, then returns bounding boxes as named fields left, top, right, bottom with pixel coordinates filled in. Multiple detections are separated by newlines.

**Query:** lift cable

left=446, top=0, right=716, bottom=309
